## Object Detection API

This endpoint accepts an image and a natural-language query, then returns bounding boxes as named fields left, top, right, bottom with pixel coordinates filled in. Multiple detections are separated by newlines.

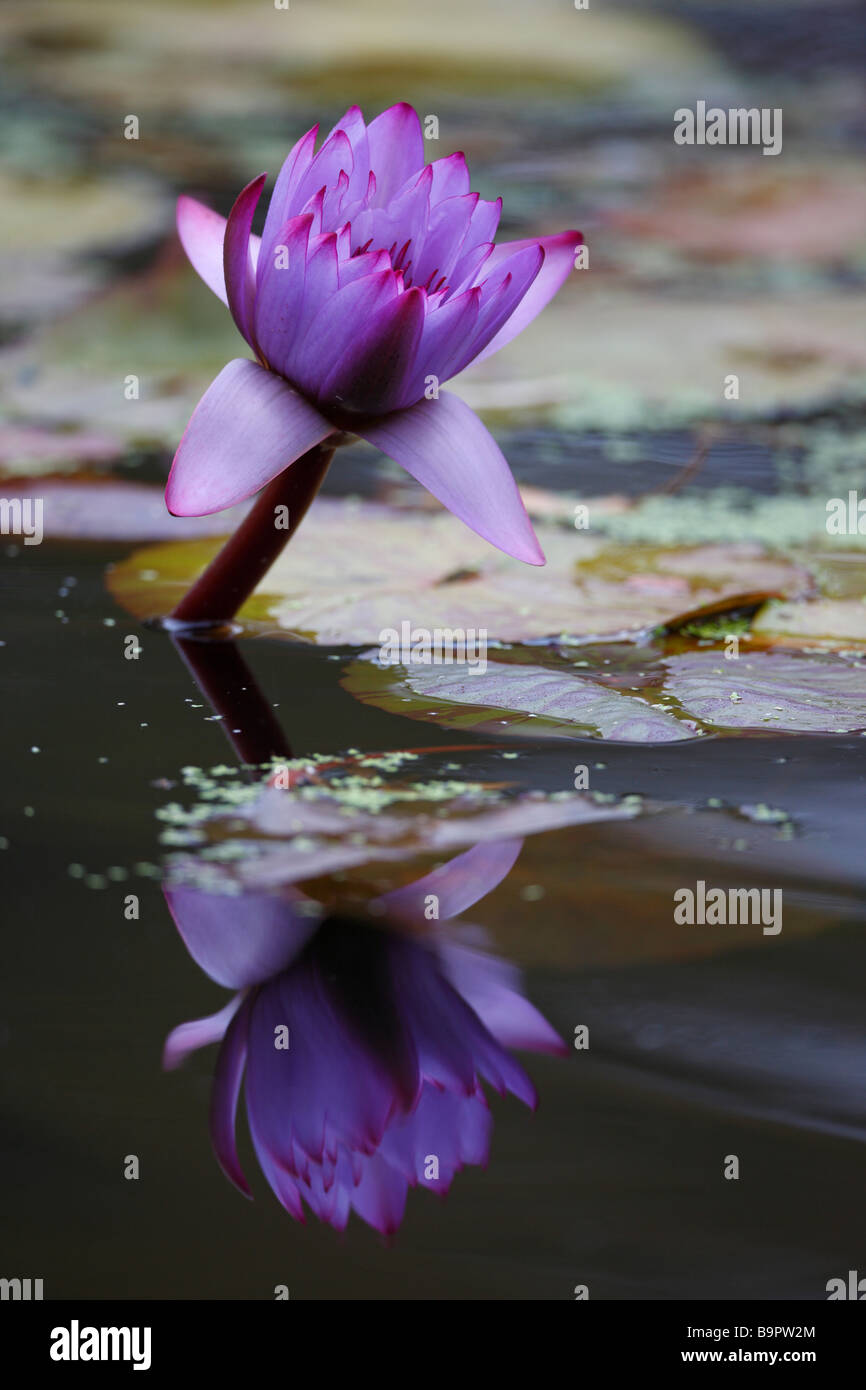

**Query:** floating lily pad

left=344, top=630, right=866, bottom=744
left=0, top=479, right=249, bottom=541
left=345, top=657, right=696, bottom=743
left=607, top=164, right=866, bottom=266
left=107, top=496, right=807, bottom=642
left=0, top=426, right=125, bottom=476
left=752, top=597, right=866, bottom=647
left=458, top=283, right=866, bottom=430
left=661, top=650, right=866, bottom=734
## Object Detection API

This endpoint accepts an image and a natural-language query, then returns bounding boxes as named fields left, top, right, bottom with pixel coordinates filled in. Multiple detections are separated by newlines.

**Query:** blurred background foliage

left=1, top=0, right=865, bottom=479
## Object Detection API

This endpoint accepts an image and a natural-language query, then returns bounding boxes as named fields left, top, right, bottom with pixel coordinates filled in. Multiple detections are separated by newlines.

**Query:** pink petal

left=449, top=199, right=502, bottom=290
left=428, top=151, right=471, bottom=203
left=441, top=947, right=568, bottom=1057
left=322, top=105, right=371, bottom=203
left=286, top=231, right=340, bottom=368
left=224, top=173, right=267, bottom=349
left=378, top=839, right=524, bottom=924
left=318, top=284, right=425, bottom=415
left=350, top=1152, right=408, bottom=1236
left=297, top=269, right=400, bottom=399
left=166, top=358, right=334, bottom=516
left=356, top=389, right=544, bottom=564
left=288, top=129, right=354, bottom=220
left=177, top=196, right=230, bottom=305
left=321, top=168, right=351, bottom=229
left=451, top=244, right=544, bottom=375
left=470, top=230, right=582, bottom=364
left=162, top=994, right=245, bottom=1071
left=410, top=285, right=481, bottom=395
left=337, top=247, right=391, bottom=288
left=411, top=192, right=478, bottom=291
left=350, top=162, right=432, bottom=277
left=248, top=1117, right=306, bottom=1221
left=209, top=993, right=254, bottom=1197
left=257, top=124, right=319, bottom=283
left=164, top=885, right=318, bottom=989
left=366, top=102, right=425, bottom=203
left=253, top=213, right=314, bottom=379
left=448, top=239, right=495, bottom=298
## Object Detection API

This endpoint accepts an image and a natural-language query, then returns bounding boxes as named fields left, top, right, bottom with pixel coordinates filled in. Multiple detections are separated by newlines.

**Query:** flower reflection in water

left=163, top=841, right=565, bottom=1235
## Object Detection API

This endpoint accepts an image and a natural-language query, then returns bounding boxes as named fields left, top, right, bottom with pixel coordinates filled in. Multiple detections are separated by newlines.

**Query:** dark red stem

left=169, top=441, right=336, bottom=626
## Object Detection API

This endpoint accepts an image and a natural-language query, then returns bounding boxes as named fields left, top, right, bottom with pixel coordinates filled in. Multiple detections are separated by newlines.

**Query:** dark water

left=3, top=533, right=865, bottom=1300
left=2, top=0, right=866, bottom=1303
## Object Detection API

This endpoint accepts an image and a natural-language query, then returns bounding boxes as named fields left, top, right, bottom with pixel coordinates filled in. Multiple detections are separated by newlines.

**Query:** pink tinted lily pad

left=345, top=656, right=696, bottom=742
left=661, top=650, right=866, bottom=734
left=107, top=496, right=807, bottom=641
left=3, top=479, right=249, bottom=541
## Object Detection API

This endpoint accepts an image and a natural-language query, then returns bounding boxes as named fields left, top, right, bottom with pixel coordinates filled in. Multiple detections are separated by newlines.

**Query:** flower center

left=353, top=236, right=447, bottom=294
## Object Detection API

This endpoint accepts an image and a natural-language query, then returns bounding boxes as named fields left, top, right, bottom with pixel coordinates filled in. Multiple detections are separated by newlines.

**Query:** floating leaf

left=662, top=650, right=866, bottom=733
left=345, top=633, right=866, bottom=744
left=660, top=590, right=789, bottom=637
left=458, top=284, right=866, bottom=430
left=607, top=165, right=866, bottom=266
left=107, top=496, right=807, bottom=642
left=345, top=657, right=695, bottom=743
left=0, top=426, right=125, bottom=477
left=752, top=597, right=866, bottom=648
left=0, top=479, right=249, bottom=541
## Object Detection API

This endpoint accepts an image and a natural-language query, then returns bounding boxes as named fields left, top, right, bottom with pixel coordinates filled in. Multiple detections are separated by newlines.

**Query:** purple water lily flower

left=167, top=102, right=581, bottom=566
left=163, top=840, right=566, bottom=1235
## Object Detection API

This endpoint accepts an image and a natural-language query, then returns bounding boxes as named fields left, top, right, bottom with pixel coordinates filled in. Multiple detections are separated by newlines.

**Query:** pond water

left=3, top=509, right=866, bottom=1299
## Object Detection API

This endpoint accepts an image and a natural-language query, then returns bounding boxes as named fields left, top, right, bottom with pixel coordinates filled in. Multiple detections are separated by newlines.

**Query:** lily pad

left=344, top=630, right=866, bottom=744
left=107, top=496, right=807, bottom=643
left=0, top=479, right=249, bottom=541
left=607, top=164, right=866, bottom=266
left=457, top=282, right=866, bottom=430
left=752, top=597, right=866, bottom=648
left=661, top=650, right=866, bottom=734
left=345, top=656, right=696, bottom=743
